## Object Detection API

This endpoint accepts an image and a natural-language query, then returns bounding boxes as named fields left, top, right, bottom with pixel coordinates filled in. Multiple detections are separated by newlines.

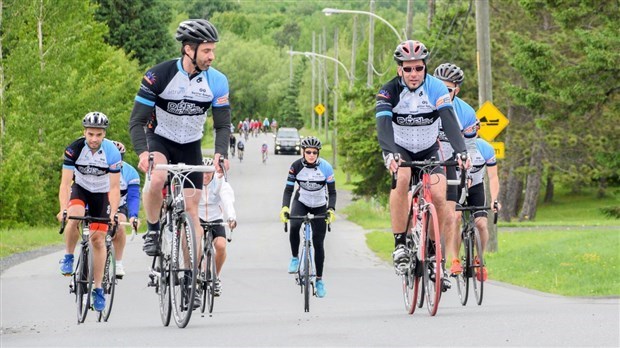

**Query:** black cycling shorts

left=146, top=132, right=203, bottom=189
left=69, top=183, right=110, bottom=232
left=200, top=218, right=227, bottom=239
left=395, top=143, right=445, bottom=182
left=458, top=183, right=488, bottom=218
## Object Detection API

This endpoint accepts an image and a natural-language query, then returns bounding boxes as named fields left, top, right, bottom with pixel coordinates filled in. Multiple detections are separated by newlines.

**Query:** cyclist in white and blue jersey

left=376, top=40, right=470, bottom=288
left=456, top=122, right=500, bottom=281
left=129, top=19, right=231, bottom=256
left=279, top=137, right=336, bottom=298
left=57, top=112, right=121, bottom=312
left=433, top=63, right=479, bottom=276
left=110, top=141, right=140, bottom=278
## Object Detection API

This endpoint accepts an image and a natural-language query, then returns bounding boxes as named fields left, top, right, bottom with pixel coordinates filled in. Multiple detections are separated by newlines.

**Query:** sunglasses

left=402, top=66, right=425, bottom=73
left=447, top=87, right=457, bottom=93
left=304, top=150, right=318, bottom=155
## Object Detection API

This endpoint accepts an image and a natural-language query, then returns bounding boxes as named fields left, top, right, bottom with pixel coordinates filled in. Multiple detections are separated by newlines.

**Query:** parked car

left=274, top=127, right=301, bottom=155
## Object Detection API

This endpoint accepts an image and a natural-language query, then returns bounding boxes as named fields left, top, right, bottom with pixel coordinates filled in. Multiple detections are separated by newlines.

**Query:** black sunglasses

left=402, top=66, right=425, bottom=73
left=304, top=150, right=318, bottom=155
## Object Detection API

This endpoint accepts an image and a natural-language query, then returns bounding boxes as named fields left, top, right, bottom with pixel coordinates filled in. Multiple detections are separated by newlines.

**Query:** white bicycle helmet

left=82, top=112, right=109, bottom=129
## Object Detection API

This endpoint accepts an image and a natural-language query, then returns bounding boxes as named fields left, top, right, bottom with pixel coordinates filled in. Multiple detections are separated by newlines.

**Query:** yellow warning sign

left=314, top=103, right=325, bottom=116
left=476, top=101, right=509, bottom=141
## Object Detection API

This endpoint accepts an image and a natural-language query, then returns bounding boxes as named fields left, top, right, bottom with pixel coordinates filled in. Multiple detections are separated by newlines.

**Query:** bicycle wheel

left=198, top=235, right=208, bottom=314
left=205, top=246, right=217, bottom=313
left=456, top=229, right=470, bottom=306
left=303, top=243, right=311, bottom=313
left=98, top=246, right=116, bottom=322
left=170, top=212, right=197, bottom=328
left=75, top=244, right=93, bottom=324
left=422, top=204, right=442, bottom=316
left=158, top=254, right=172, bottom=326
left=472, top=226, right=485, bottom=305
left=402, top=236, right=420, bottom=314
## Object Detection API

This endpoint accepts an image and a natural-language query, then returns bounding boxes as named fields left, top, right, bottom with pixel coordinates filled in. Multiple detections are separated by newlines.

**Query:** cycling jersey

left=459, top=138, right=497, bottom=186
left=63, top=138, right=122, bottom=193
left=438, top=96, right=478, bottom=161
left=376, top=74, right=466, bottom=156
left=261, top=144, right=268, bottom=152
left=198, top=174, right=236, bottom=222
left=130, top=58, right=231, bottom=155
left=120, top=161, right=140, bottom=218
left=282, top=159, right=336, bottom=209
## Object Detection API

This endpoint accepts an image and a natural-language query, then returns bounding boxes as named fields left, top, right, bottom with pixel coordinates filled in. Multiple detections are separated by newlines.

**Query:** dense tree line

left=1, top=0, right=617, bottom=227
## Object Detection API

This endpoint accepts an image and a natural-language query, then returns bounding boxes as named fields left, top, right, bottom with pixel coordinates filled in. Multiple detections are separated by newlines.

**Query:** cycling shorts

left=395, top=143, right=444, bottom=180
left=458, top=183, right=488, bottom=218
left=146, top=132, right=203, bottom=189
left=69, top=183, right=110, bottom=232
left=445, top=158, right=457, bottom=202
left=200, top=218, right=227, bottom=239
left=117, top=204, right=129, bottom=218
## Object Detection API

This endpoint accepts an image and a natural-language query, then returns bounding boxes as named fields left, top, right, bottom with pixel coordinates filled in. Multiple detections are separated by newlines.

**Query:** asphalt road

left=1, top=132, right=619, bottom=347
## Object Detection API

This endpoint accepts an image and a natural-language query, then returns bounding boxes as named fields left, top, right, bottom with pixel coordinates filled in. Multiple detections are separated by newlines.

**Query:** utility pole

left=323, top=27, right=329, bottom=141
left=332, top=27, right=339, bottom=169
left=367, top=0, right=375, bottom=88
left=289, top=45, right=293, bottom=83
left=406, top=0, right=413, bottom=40
left=312, top=32, right=316, bottom=130
left=317, top=34, right=322, bottom=134
left=475, top=0, right=497, bottom=252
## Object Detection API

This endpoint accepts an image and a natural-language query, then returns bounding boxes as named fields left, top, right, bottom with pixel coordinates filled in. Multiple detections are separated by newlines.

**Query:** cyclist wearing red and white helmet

left=376, top=40, right=470, bottom=290
left=129, top=19, right=231, bottom=257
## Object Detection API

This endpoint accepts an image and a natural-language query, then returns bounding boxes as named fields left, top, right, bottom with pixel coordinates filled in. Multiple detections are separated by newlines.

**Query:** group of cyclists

left=377, top=39, right=500, bottom=289
left=236, top=117, right=278, bottom=140
left=56, top=18, right=498, bottom=316
left=229, top=124, right=271, bottom=163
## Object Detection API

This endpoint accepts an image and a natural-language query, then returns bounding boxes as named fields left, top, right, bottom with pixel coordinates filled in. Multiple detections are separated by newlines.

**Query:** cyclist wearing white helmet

left=129, top=19, right=232, bottom=257
left=197, top=157, right=237, bottom=300
left=432, top=62, right=479, bottom=276
left=57, top=112, right=122, bottom=312
left=279, top=136, right=336, bottom=298
left=376, top=40, right=470, bottom=290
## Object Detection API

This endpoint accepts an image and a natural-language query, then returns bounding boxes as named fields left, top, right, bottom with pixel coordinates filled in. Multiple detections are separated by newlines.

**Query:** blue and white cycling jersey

left=63, top=138, right=122, bottom=193
left=438, top=96, right=478, bottom=160
left=120, top=161, right=140, bottom=217
left=285, top=159, right=335, bottom=208
left=135, top=59, right=230, bottom=144
left=459, top=138, right=497, bottom=186
left=376, top=75, right=453, bottom=154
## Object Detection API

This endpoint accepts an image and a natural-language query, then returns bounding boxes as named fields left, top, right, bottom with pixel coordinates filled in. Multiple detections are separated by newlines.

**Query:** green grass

left=0, top=226, right=62, bottom=258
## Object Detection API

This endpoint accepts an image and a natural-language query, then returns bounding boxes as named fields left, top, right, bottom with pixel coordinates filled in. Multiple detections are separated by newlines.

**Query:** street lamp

left=322, top=7, right=403, bottom=42
left=287, top=50, right=355, bottom=83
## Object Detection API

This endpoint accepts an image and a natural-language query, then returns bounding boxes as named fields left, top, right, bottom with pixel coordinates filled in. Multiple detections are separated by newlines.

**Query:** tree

left=188, top=0, right=240, bottom=19
left=94, top=0, right=177, bottom=68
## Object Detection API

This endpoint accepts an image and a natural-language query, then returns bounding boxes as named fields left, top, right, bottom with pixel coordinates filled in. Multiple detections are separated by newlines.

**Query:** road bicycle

left=285, top=213, right=329, bottom=312
left=261, top=149, right=268, bottom=164
left=394, top=156, right=461, bottom=316
left=146, top=156, right=215, bottom=328
left=59, top=210, right=118, bottom=324
left=197, top=221, right=233, bottom=315
left=454, top=183, right=498, bottom=306
left=238, top=148, right=244, bottom=162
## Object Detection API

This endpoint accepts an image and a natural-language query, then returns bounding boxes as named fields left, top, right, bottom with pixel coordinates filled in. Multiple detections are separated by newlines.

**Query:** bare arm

left=57, top=168, right=74, bottom=221
left=108, top=172, right=121, bottom=221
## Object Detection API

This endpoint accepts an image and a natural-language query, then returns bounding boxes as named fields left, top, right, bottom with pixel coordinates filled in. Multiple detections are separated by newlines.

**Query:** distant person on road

left=279, top=136, right=336, bottom=298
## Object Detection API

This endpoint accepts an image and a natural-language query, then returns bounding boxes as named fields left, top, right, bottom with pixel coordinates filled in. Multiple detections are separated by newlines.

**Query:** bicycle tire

left=456, top=228, right=470, bottom=306
left=472, top=226, right=485, bottom=305
left=205, top=244, right=216, bottom=314
left=402, top=235, right=420, bottom=314
left=303, top=242, right=311, bottom=313
left=158, top=254, right=172, bottom=326
left=76, top=244, right=93, bottom=324
left=98, top=246, right=116, bottom=322
left=422, top=204, right=442, bottom=316
left=170, top=212, right=197, bottom=328
left=198, top=235, right=208, bottom=314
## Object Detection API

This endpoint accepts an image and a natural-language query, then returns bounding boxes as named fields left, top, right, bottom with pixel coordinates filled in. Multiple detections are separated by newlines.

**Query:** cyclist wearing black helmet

left=376, top=40, right=470, bottom=290
left=57, top=112, right=122, bottom=312
left=279, top=136, right=337, bottom=298
left=129, top=19, right=231, bottom=256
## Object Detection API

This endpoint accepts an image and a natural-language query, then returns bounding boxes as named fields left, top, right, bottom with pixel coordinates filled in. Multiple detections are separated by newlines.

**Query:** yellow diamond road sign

left=314, top=103, right=325, bottom=116
left=476, top=101, right=509, bottom=141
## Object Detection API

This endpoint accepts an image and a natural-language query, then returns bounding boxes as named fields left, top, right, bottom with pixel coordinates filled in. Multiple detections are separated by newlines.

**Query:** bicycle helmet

left=301, top=136, right=322, bottom=150
left=394, top=40, right=429, bottom=63
left=176, top=19, right=219, bottom=43
left=433, top=63, right=464, bottom=85
left=82, top=112, right=109, bottom=129
left=202, top=157, right=214, bottom=166
left=112, top=141, right=126, bottom=155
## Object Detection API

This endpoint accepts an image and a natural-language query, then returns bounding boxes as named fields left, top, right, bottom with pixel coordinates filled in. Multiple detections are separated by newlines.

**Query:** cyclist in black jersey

left=376, top=40, right=470, bottom=281
left=128, top=19, right=231, bottom=256
left=57, top=112, right=121, bottom=312
left=279, top=137, right=336, bottom=298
